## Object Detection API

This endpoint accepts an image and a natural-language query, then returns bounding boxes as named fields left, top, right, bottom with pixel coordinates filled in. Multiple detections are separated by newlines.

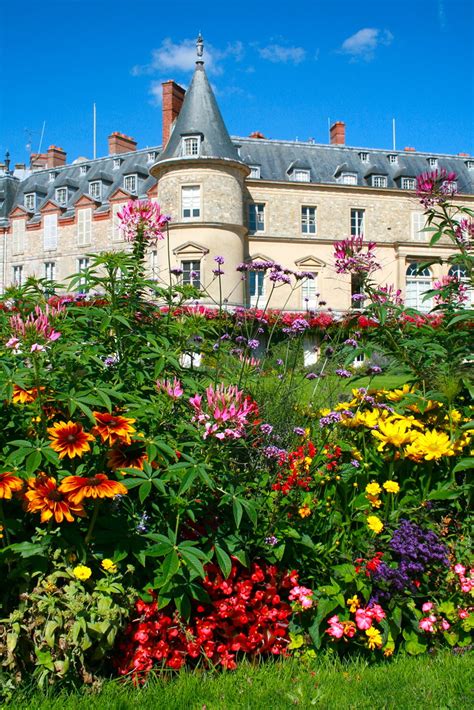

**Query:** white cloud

left=258, top=43, right=306, bottom=64
left=340, top=28, right=393, bottom=61
left=132, top=38, right=244, bottom=78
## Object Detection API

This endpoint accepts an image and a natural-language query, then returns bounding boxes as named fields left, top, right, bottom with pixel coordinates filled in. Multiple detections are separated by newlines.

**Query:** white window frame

left=249, top=165, right=261, bottom=179
left=248, top=203, right=265, bottom=233
left=24, top=193, right=36, bottom=212
left=48, top=171, right=56, bottom=182
left=181, top=260, right=201, bottom=287
left=428, top=157, right=438, bottom=168
left=405, top=263, right=432, bottom=312
left=55, top=187, right=68, bottom=206
left=150, top=250, right=158, bottom=280
left=401, top=177, right=416, bottom=190
left=182, top=136, right=201, bottom=157
left=292, top=169, right=310, bottom=182
left=12, top=265, right=23, bottom=286
left=44, top=261, right=56, bottom=282
left=77, top=257, right=89, bottom=290
left=77, top=208, right=92, bottom=246
left=302, top=275, right=317, bottom=310
left=80, top=165, right=89, bottom=176
left=249, top=270, right=265, bottom=307
left=466, top=160, right=474, bottom=170
left=372, top=175, right=387, bottom=188
left=301, top=206, right=317, bottom=235
left=43, top=213, right=58, bottom=251
left=147, top=151, right=157, bottom=163
left=411, top=212, right=427, bottom=241
left=12, top=219, right=25, bottom=255
left=388, top=154, right=398, bottom=164
left=123, top=174, right=137, bottom=194
left=181, top=185, right=201, bottom=220
left=339, top=173, right=358, bottom=185
left=359, top=152, right=369, bottom=163
left=113, top=158, right=121, bottom=170
left=351, top=209, right=365, bottom=237
left=89, top=181, right=102, bottom=200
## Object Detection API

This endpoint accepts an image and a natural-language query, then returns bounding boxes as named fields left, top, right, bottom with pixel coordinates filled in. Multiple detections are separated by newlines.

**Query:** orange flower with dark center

left=47, top=421, right=95, bottom=459
left=25, top=474, right=85, bottom=523
left=59, top=474, right=128, bottom=504
left=107, top=440, right=148, bottom=472
left=92, top=411, right=136, bottom=445
left=0, top=472, right=23, bottom=499
left=12, top=385, right=42, bottom=404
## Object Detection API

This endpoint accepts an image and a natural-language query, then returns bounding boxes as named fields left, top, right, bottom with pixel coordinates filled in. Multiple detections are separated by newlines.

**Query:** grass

left=9, top=651, right=473, bottom=710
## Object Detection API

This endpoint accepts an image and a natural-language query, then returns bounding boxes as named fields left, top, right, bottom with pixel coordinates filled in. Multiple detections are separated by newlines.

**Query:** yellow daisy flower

left=73, top=564, right=92, bottom=581
left=367, top=516, right=384, bottom=534
left=383, top=480, right=400, bottom=494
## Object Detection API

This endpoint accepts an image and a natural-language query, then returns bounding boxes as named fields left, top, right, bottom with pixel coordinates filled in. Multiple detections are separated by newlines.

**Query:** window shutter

left=43, top=214, right=58, bottom=250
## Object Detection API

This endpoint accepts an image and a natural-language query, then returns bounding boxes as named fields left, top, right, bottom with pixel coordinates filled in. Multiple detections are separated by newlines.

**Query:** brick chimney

left=330, top=121, right=345, bottom=145
left=108, top=132, right=137, bottom=155
left=458, top=152, right=470, bottom=157
left=47, top=145, right=67, bottom=167
left=249, top=131, right=266, bottom=139
left=162, top=81, right=186, bottom=148
left=30, top=153, right=48, bottom=170
left=404, top=146, right=416, bottom=152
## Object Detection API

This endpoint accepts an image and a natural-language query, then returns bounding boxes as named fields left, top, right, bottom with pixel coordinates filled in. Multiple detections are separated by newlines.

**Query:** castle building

left=1, top=36, right=473, bottom=313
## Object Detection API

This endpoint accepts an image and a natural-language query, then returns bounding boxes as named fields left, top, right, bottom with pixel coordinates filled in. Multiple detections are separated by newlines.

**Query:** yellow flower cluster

left=365, top=480, right=400, bottom=508
left=73, top=564, right=92, bottom=581
left=366, top=626, right=383, bottom=650
left=367, top=516, right=384, bottom=534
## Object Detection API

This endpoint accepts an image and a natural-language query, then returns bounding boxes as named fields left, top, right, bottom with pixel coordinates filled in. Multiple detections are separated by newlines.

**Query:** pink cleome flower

left=416, top=168, right=458, bottom=207
left=117, top=199, right=171, bottom=242
left=189, top=384, right=259, bottom=441
left=156, top=377, right=183, bottom=400
left=333, top=236, right=380, bottom=275
left=8, top=303, right=64, bottom=350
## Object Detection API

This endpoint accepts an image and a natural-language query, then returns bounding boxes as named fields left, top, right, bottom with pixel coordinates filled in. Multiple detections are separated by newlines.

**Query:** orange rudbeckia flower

left=107, top=440, right=148, bottom=472
left=0, top=472, right=23, bottom=499
left=92, top=411, right=136, bottom=445
left=12, top=385, right=43, bottom=404
left=25, top=474, right=85, bottom=523
left=59, top=474, right=128, bottom=504
left=47, top=421, right=95, bottom=459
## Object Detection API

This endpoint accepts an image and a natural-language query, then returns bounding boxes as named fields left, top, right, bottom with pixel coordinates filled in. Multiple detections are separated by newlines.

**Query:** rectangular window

left=302, top=276, right=317, bottom=309
left=55, top=187, right=68, bottom=206
left=340, top=173, right=357, bottom=185
left=77, top=208, right=92, bottom=246
left=24, top=193, right=36, bottom=212
left=388, top=154, right=398, bottom=164
left=182, top=185, right=201, bottom=219
left=89, top=181, right=102, bottom=200
left=351, top=209, right=365, bottom=237
left=80, top=165, right=88, bottom=175
left=44, top=261, right=56, bottom=281
left=301, top=206, right=316, bottom=235
left=12, top=265, right=23, bottom=286
left=43, top=213, right=58, bottom=250
left=248, top=203, right=265, bottom=233
left=428, top=157, right=438, bottom=167
left=411, top=212, right=427, bottom=241
left=466, top=160, right=474, bottom=170
left=77, top=257, right=89, bottom=291
left=12, top=220, right=25, bottom=255
left=401, top=177, right=416, bottom=190
left=113, top=158, right=121, bottom=169
left=359, top=152, right=369, bottom=163
left=182, top=136, right=200, bottom=156
left=351, top=273, right=365, bottom=308
left=181, top=260, right=201, bottom=287
left=292, top=169, right=310, bottom=182
left=250, top=166, right=261, bottom=179
left=49, top=171, right=56, bottom=182
left=249, top=271, right=265, bottom=307
left=372, top=175, right=387, bottom=188
left=147, top=151, right=157, bottom=163
left=124, top=175, right=137, bottom=193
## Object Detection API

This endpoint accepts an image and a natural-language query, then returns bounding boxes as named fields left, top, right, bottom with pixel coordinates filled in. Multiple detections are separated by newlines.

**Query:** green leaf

left=214, top=545, right=232, bottom=579
left=160, top=549, right=180, bottom=584
left=26, top=448, right=42, bottom=475
left=180, top=549, right=205, bottom=579
left=453, top=458, right=474, bottom=473
left=138, top=480, right=152, bottom=503
left=232, top=498, right=243, bottom=528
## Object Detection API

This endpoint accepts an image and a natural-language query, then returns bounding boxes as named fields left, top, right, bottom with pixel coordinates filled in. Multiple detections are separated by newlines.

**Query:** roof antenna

left=196, top=32, right=204, bottom=64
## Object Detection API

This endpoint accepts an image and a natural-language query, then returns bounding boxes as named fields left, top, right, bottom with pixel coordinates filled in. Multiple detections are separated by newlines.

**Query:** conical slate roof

left=157, top=60, right=241, bottom=164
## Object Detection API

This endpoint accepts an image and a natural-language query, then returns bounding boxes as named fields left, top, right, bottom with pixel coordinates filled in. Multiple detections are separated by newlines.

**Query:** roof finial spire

left=196, top=32, right=204, bottom=63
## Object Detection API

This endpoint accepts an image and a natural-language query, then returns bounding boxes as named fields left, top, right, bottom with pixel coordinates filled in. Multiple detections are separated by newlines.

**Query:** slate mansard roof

left=2, top=139, right=473, bottom=227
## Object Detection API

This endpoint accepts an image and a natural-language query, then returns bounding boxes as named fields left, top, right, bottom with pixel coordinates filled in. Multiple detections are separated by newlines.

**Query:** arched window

left=405, top=263, right=432, bottom=312
left=449, top=265, right=473, bottom=305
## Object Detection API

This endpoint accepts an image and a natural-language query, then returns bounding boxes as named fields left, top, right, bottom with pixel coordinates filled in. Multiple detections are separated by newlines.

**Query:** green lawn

left=9, top=651, right=473, bottom=710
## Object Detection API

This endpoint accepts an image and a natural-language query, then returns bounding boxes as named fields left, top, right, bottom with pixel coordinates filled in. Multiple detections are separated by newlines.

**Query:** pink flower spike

left=6, top=336, right=20, bottom=349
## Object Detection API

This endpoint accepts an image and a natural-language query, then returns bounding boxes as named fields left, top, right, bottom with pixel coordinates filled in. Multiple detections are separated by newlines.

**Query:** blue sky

left=1, top=0, right=473, bottom=165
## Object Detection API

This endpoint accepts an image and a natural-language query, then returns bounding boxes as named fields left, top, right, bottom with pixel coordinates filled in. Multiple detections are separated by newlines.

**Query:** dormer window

left=339, top=172, right=358, bottom=185
left=359, top=152, right=369, bottom=163
left=292, top=169, right=310, bottom=182
left=89, top=181, right=102, bottom=200
left=123, top=174, right=137, bottom=194
left=250, top=165, right=261, bottom=179
left=48, top=171, right=57, bottom=182
left=24, top=193, right=36, bottom=212
left=182, top=135, right=201, bottom=157
left=113, top=158, right=122, bottom=170
left=80, top=165, right=89, bottom=176
left=466, top=160, right=474, bottom=170
left=372, top=175, right=387, bottom=188
left=401, top=177, right=416, bottom=190
left=147, top=151, right=157, bottom=163
left=388, top=154, right=398, bottom=164
left=55, top=187, right=68, bottom=206
left=428, top=157, right=438, bottom=168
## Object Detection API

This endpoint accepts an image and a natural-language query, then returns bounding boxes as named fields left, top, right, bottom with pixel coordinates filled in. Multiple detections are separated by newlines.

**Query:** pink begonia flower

left=355, top=608, right=373, bottom=630
left=367, top=604, right=385, bottom=622
left=461, top=582, right=472, bottom=593
left=156, top=377, right=183, bottom=400
left=327, top=615, right=340, bottom=625
left=454, top=563, right=466, bottom=575
left=289, top=585, right=314, bottom=610
left=422, top=602, right=434, bottom=613
left=440, top=619, right=451, bottom=631
left=419, top=617, right=436, bottom=633
left=326, top=615, right=344, bottom=639
left=458, top=609, right=469, bottom=619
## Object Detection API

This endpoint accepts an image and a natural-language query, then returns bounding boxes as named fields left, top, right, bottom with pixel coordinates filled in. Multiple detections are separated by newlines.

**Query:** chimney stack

left=404, top=146, right=416, bottom=152
left=162, top=81, right=186, bottom=148
left=30, top=153, right=48, bottom=170
left=108, top=132, right=137, bottom=155
left=330, top=121, right=345, bottom=145
left=47, top=145, right=67, bottom=167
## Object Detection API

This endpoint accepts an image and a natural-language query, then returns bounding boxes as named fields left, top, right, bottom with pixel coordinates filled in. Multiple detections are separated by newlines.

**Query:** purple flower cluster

left=260, top=423, right=274, bottom=435
left=262, top=445, right=287, bottom=459
left=319, top=411, right=342, bottom=427
left=335, top=369, right=352, bottom=378
left=344, top=338, right=358, bottom=348
left=282, top=318, right=310, bottom=336
left=372, top=520, right=449, bottom=601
